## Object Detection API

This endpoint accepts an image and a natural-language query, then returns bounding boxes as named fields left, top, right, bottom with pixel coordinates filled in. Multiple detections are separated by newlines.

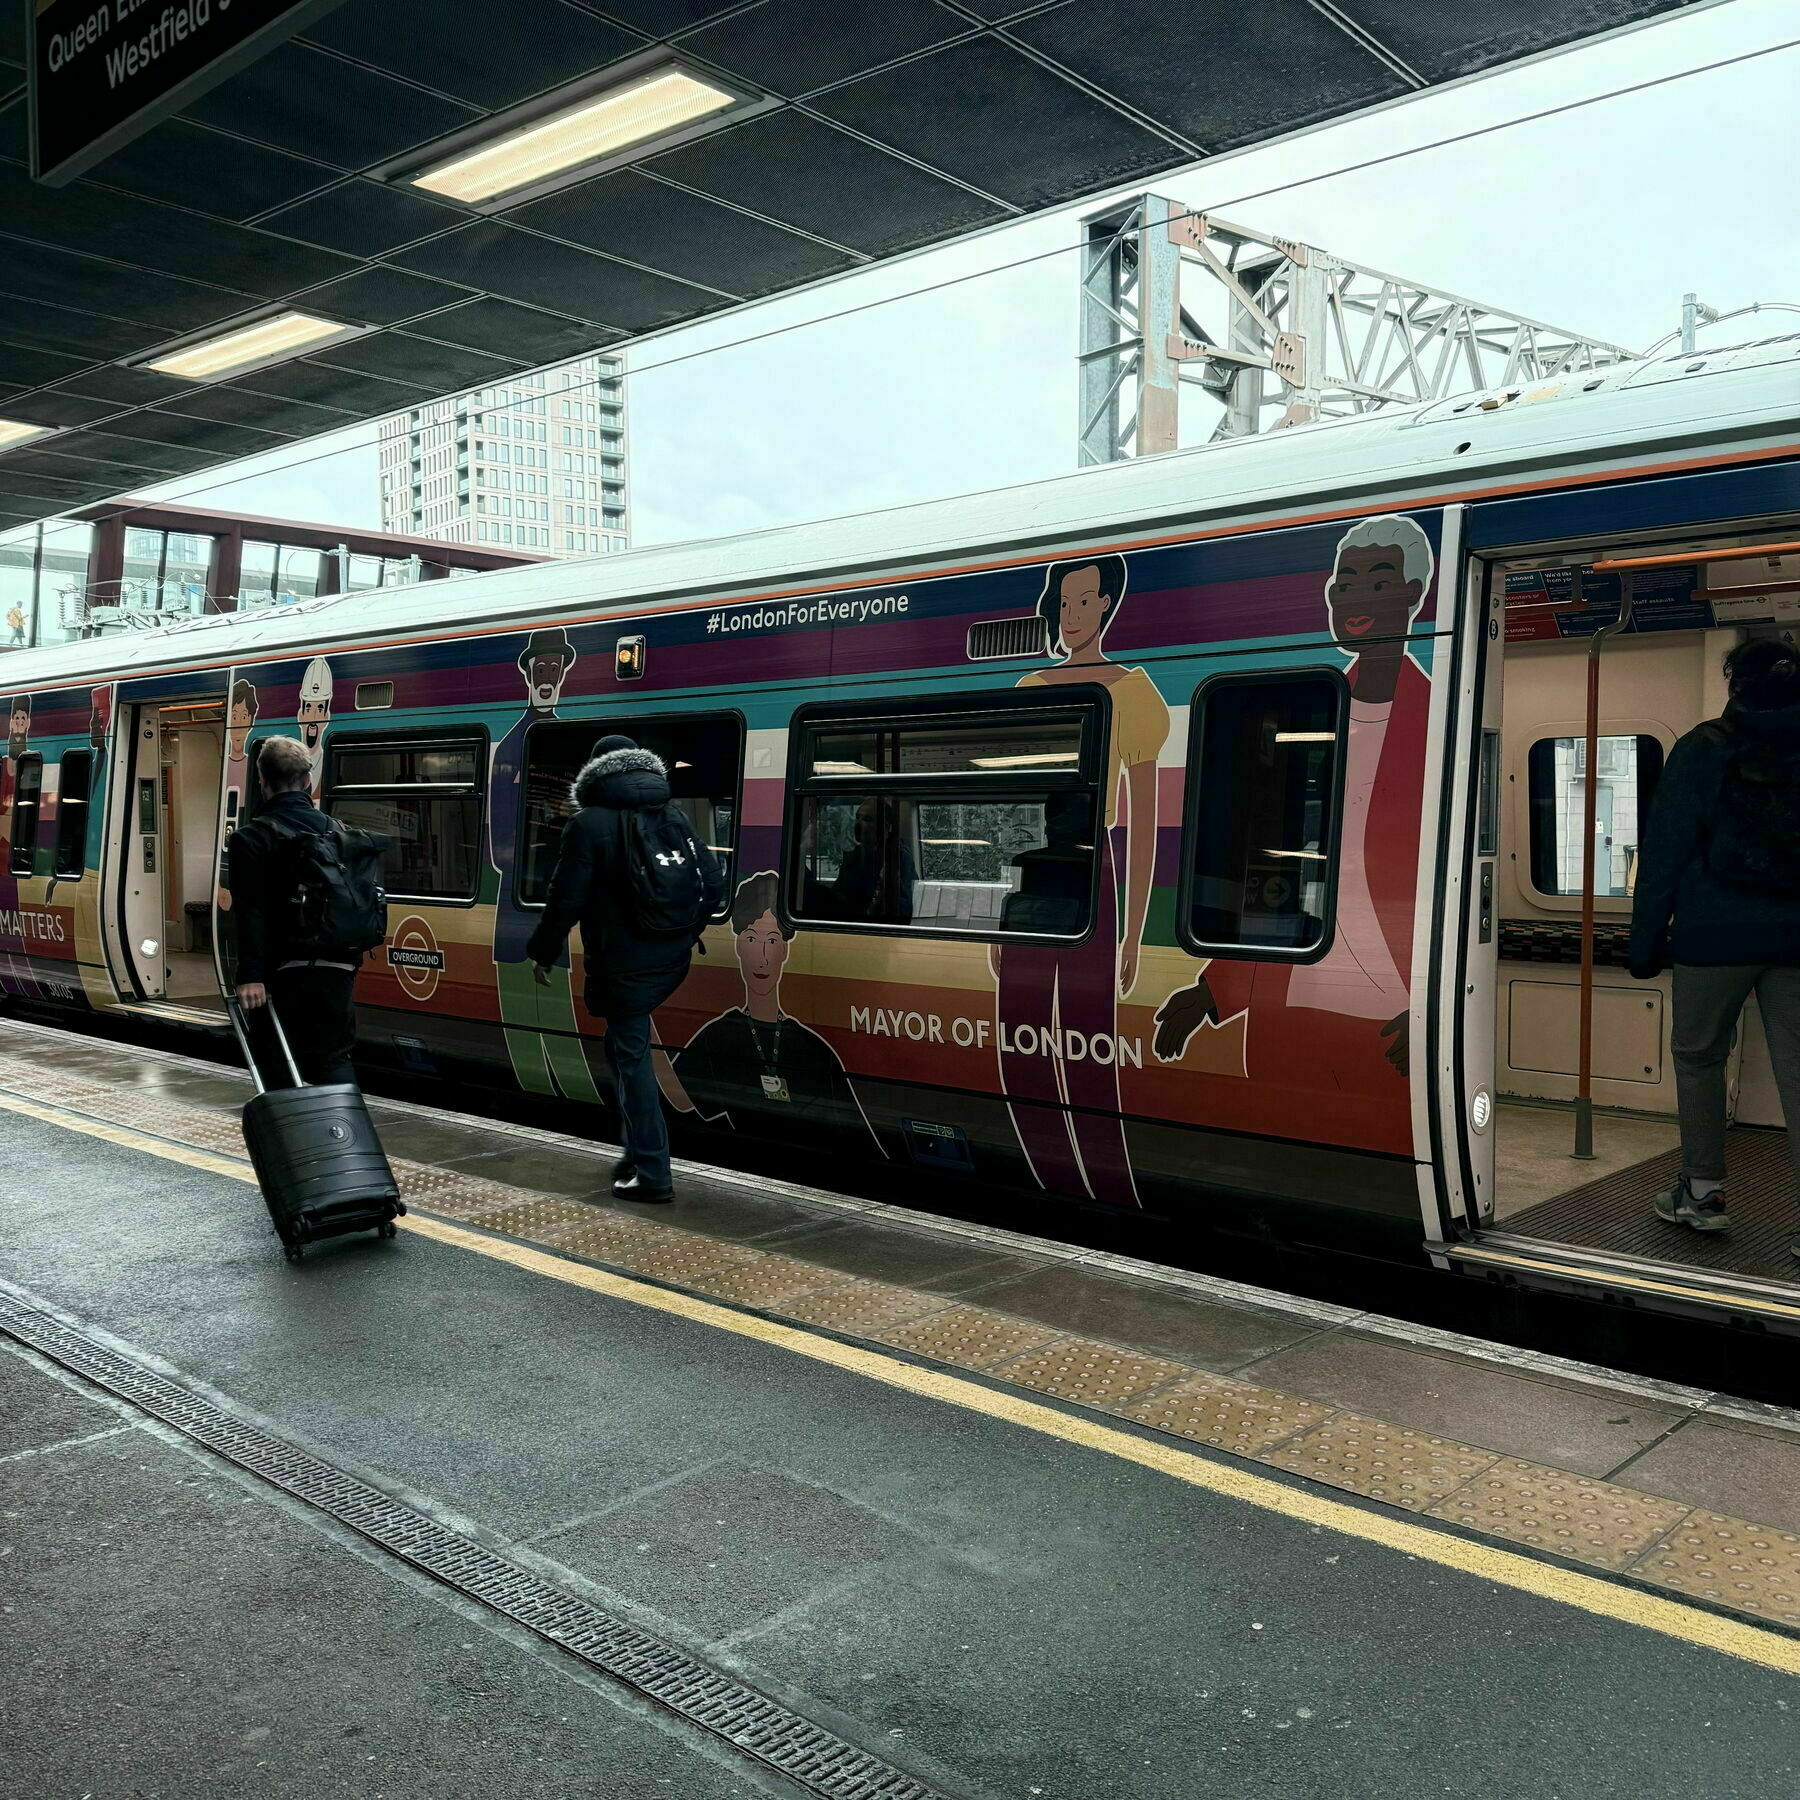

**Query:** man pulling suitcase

left=226, top=734, right=401, bottom=1258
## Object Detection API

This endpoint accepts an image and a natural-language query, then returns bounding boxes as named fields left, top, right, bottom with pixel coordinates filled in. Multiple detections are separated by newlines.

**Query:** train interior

left=116, top=698, right=228, bottom=1018
left=1479, top=529, right=1800, bottom=1299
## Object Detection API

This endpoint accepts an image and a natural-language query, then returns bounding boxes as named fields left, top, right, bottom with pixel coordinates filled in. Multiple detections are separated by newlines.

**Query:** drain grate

left=0, top=1290, right=953, bottom=1800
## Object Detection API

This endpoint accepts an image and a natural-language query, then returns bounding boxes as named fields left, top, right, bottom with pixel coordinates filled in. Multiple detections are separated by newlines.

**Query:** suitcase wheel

left=379, top=1222, right=398, bottom=1239
left=283, top=1242, right=303, bottom=1263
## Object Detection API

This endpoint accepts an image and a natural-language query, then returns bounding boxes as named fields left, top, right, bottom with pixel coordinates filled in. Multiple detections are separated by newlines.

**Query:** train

left=4, top=331, right=1800, bottom=1359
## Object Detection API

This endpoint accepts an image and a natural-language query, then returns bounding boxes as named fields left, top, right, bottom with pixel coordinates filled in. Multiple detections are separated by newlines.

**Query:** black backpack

left=618, top=803, right=708, bottom=940
left=1703, top=719, right=1800, bottom=894
left=264, top=814, right=391, bottom=959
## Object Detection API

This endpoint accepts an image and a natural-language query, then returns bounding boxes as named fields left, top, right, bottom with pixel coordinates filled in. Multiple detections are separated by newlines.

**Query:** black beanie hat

left=592, top=733, right=636, bottom=757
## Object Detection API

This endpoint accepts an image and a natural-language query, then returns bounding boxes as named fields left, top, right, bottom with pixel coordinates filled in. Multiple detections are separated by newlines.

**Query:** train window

left=515, top=716, right=742, bottom=910
left=52, top=751, right=92, bottom=877
left=1182, top=673, right=1345, bottom=958
left=1527, top=734, right=1664, bottom=898
left=323, top=731, right=485, bottom=904
left=789, top=700, right=1102, bottom=938
left=8, top=755, right=41, bottom=876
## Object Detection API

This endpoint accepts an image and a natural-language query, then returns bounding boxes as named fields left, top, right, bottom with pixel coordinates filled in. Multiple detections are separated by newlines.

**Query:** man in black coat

left=228, top=734, right=363, bottom=1087
left=1630, top=638, right=1800, bottom=1245
left=527, top=735, right=721, bottom=1202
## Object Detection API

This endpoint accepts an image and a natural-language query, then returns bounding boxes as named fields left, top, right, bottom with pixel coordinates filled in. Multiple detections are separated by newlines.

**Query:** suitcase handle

left=226, top=993, right=305, bottom=1093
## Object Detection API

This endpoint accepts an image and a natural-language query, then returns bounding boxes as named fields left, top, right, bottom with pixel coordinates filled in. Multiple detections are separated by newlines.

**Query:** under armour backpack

left=266, top=815, right=391, bottom=959
left=1703, top=719, right=1800, bottom=894
left=619, top=803, right=708, bottom=939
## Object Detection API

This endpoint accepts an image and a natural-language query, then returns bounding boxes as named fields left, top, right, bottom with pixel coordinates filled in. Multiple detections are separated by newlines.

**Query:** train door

left=1448, top=525, right=1800, bottom=1298
left=111, top=697, right=226, bottom=1011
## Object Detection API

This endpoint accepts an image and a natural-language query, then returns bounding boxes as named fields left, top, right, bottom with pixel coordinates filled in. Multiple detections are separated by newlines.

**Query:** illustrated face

left=228, top=700, right=254, bottom=759
left=1326, top=543, right=1422, bottom=648
left=736, top=909, right=789, bottom=1000
left=8, top=704, right=28, bottom=757
left=297, top=696, right=330, bottom=751
left=1057, top=565, right=1111, bottom=655
left=526, top=653, right=570, bottom=711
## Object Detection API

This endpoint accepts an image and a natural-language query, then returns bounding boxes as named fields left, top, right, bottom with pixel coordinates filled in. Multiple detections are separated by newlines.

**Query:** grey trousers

left=1671, top=963, right=1800, bottom=1187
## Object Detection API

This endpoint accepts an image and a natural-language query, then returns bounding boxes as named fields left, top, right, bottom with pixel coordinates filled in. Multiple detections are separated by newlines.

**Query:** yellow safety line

left=2, top=1086, right=1797, bottom=1678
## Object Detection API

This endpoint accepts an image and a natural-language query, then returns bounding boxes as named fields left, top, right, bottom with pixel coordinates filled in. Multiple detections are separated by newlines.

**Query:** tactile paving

left=391, top=1160, right=529, bottom=1221
left=74, top=1090, right=245, bottom=1152
left=992, top=1337, right=1188, bottom=1409
left=1630, top=1510, right=1800, bottom=1627
left=1124, top=1372, right=1333, bottom=1456
left=594, top=1228, right=761, bottom=1285
left=777, top=1280, right=955, bottom=1336
left=683, top=1254, right=856, bottom=1307
left=1427, top=1457, right=1689, bottom=1569
left=1257, top=1414, right=1499, bottom=1510
left=874, top=1304, right=1065, bottom=1371
left=463, top=1195, right=593, bottom=1242
left=536, top=1209, right=670, bottom=1262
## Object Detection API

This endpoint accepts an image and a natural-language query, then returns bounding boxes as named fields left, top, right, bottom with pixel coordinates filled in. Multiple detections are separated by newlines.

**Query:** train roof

left=9, top=333, right=1800, bottom=693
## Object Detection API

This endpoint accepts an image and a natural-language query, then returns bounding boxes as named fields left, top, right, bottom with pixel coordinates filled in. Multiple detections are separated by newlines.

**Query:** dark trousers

left=1672, top=963, right=1800, bottom=1189
left=604, top=1011, right=670, bottom=1188
left=255, top=967, right=358, bottom=1089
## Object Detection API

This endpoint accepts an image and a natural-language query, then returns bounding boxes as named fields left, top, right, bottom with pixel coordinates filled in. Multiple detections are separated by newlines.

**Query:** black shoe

left=612, top=1173, right=674, bottom=1204
left=612, top=1155, right=636, bottom=1184
left=1653, top=1176, right=1732, bottom=1233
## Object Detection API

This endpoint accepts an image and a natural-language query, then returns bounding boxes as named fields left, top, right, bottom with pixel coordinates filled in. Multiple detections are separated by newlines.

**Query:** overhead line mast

left=1078, top=194, right=1639, bottom=463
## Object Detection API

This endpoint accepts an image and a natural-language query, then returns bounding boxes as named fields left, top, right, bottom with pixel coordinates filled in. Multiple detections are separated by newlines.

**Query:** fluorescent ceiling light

left=813, top=760, right=871, bottom=774
left=1261, top=848, right=1330, bottom=861
left=970, top=752, right=1080, bottom=768
left=1274, top=731, right=1335, bottom=743
left=0, top=420, right=49, bottom=452
left=412, top=68, right=736, bottom=204
left=147, top=312, right=359, bottom=381
left=922, top=839, right=991, bottom=847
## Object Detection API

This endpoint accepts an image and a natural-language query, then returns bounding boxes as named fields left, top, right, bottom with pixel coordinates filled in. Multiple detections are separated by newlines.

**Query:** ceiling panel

left=811, top=37, right=1184, bottom=209
left=1012, top=0, right=1409, bottom=150
left=0, top=245, right=248, bottom=337
left=1341, top=0, right=1683, bottom=80
left=390, top=221, right=721, bottom=330
left=0, top=162, right=360, bottom=298
left=0, top=0, right=1687, bottom=530
left=0, top=391, right=130, bottom=430
left=286, top=264, right=476, bottom=328
left=298, top=0, right=648, bottom=110
left=77, top=121, right=334, bottom=221
left=402, top=297, right=610, bottom=364
left=150, top=387, right=356, bottom=436
left=256, top=180, right=468, bottom=259
left=0, top=297, right=165, bottom=362
left=646, top=109, right=1005, bottom=255
left=226, top=358, right=445, bottom=415
left=310, top=332, right=529, bottom=389
left=179, top=42, right=482, bottom=166
left=589, top=0, right=744, bottom=32
left=507, top=168, right=856, bottom=292
left=683, top=0, right=970, bottom=98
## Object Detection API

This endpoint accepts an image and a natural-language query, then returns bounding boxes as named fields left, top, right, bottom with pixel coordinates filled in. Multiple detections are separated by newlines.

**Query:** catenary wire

left=7, top=28, right=1798, bottom=541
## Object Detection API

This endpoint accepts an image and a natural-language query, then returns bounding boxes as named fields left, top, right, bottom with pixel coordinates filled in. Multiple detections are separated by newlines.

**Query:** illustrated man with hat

left=488, top=627, right=583, bottom=1093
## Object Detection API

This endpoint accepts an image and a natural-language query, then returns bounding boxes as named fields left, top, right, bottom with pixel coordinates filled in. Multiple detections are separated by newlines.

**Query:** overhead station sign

left=29, top=0, right=347, bottom=186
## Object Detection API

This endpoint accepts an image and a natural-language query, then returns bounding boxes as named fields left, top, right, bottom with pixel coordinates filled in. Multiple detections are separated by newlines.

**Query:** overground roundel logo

left=387, top=915, right=444, bottom=1002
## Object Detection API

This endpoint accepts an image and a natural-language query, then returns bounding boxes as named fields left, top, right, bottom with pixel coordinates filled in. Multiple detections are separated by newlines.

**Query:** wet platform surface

left=3, top=1016, right=1799, bottom=1796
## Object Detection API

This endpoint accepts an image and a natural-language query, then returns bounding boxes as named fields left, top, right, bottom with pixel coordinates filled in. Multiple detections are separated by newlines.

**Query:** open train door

left=1413, top=504, right=1502, bottom=1243
left=116, top=703, right=166, bottom=1000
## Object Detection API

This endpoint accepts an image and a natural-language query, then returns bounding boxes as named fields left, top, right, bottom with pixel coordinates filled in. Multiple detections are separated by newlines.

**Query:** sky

left=28, top=0, right=1800, bottom=555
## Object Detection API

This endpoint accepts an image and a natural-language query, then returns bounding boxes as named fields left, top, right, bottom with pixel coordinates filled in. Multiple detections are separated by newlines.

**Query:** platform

left=3, top=1016, right=1799, bottom=1796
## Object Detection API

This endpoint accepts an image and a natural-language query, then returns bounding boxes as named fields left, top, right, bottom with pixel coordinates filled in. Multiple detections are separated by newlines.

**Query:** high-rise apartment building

left=377, top=354, right=629, bottom=557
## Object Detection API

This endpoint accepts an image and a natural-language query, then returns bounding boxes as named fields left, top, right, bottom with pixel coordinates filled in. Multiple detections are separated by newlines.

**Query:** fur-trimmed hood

left=573, top=745, right=669, bottom=809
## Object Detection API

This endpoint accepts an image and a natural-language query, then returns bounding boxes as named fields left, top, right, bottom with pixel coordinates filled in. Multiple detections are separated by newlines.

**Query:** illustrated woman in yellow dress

left=997, top=555, right=1168, bottom=1205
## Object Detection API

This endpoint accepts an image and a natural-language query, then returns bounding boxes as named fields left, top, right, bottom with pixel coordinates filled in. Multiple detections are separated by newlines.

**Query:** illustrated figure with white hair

left=296, top=656, right=333, bottom=801
left=1153, top=514, right=1433, bottom=1103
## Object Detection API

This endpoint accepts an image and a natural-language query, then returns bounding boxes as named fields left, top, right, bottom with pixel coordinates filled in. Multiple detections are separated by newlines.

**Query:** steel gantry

left=1077, top=194, right=1639, bottom=463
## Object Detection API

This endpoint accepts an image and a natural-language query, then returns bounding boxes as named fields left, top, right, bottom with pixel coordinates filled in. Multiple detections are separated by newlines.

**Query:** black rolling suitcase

left=228, top=999, right=404, bottom=1262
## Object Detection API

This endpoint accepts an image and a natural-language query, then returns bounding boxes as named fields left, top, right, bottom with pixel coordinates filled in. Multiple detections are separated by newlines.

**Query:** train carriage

left=5, top=332, right=1800, bottom=1351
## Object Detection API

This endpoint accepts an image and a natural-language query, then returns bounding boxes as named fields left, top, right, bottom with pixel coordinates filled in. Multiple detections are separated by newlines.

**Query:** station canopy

left=0, top=0, right=1685, bottom=529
